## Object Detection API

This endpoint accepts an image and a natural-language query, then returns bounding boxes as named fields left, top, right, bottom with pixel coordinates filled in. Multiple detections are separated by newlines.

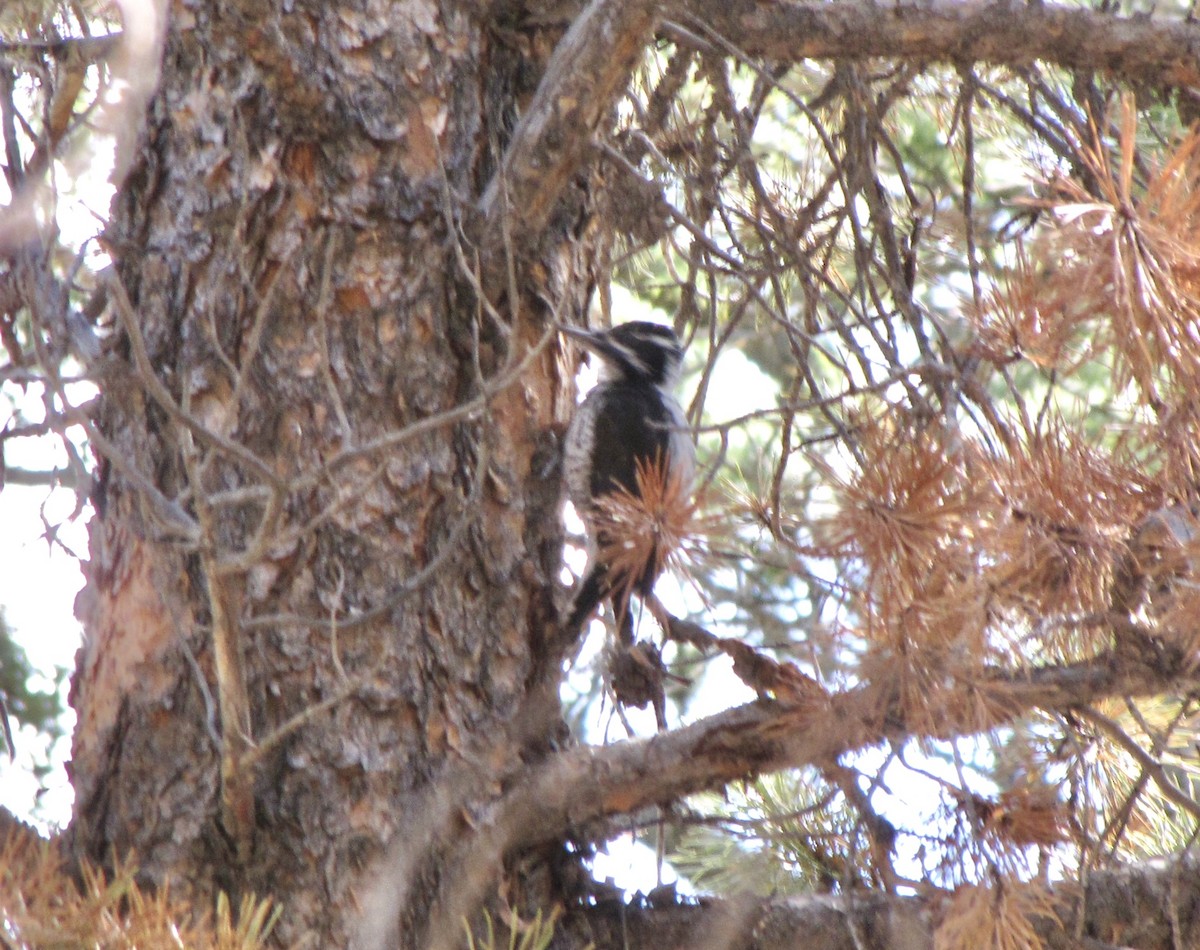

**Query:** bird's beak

left=555, top=323, right=621, bottom=363
left=555, top=323, right=596, bottom=345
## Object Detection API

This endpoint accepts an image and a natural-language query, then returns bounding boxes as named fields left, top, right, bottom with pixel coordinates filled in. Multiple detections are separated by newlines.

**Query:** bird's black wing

left=586, top=382, right=674, bottom=500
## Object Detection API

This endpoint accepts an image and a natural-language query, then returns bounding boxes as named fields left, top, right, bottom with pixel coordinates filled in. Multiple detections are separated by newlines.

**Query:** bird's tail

left=564, top=561, right=637, bottom=644
left=565, top=561, right=607, bottom=637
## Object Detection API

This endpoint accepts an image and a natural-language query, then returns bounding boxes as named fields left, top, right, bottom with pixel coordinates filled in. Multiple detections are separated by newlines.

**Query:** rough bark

left=67, top=2, right=587, bottom=945
left=366, top=638, right=1195, bottom=925
left=574, top=855, right=1200, bottom=950
left=479, top=0, right=659, bottom=246
left=53, top=0, right=1200, bottom=947
left=679, top=0, right=1200, bottom=94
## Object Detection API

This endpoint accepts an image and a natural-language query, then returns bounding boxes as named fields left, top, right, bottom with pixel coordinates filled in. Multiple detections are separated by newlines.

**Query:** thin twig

left=1080, top=705, right=1200, bottom=825
left=106, top=271, right=283, bottom=489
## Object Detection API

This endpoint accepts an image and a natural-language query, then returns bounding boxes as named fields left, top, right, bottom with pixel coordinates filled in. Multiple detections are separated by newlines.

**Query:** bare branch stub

left=479, top=0, right=660, bottom=262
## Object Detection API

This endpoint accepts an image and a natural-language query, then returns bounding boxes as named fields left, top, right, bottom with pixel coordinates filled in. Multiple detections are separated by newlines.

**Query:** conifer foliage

left=5, top=0, right=1200, bottom=946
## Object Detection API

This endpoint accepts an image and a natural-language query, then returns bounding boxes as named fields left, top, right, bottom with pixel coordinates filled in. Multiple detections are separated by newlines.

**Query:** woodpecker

left=560, top=321, right=695, bottom=638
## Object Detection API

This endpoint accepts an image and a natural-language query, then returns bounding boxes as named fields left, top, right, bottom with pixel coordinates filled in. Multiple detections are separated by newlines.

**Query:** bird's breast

left=564, top=382, right=693, bottom=516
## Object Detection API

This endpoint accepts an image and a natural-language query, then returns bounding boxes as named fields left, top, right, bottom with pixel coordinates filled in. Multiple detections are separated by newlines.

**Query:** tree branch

left=1079, top=704, right=1200, bottom=825
left=479, top=0, right=1200, bottom=268
left=502, top=645, right=1197, bottom=857
left=379, top=642, right=1196, bottom=950
left=678, top=0, right=1200, bottom=93
left=1, top=466, right=82, bottom=489
left=577, top=854, right=1200, bottom=950
left=478, top=0, right=660, bottom=251
left=0, top=33, right=120, bottom=61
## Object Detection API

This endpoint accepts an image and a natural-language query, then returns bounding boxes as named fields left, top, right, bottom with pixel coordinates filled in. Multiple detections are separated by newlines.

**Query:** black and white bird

left=560, top=321, right=695, bottom=638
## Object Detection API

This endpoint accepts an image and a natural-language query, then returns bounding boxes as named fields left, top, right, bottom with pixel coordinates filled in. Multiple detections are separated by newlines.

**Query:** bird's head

left=558, top=321, right=685, bottom=389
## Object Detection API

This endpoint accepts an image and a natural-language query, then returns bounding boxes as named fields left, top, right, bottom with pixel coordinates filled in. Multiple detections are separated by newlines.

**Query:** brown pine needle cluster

left=975, top=786, right=1069, bottom=855
left=818, top=413, right=985, bottom=613
left=1150, top=403, right=1200, bottom=504
left=982, top=95, right=1200, bottom=400
left=935, top=879, right=1059, bottom=950
left=590, top=451, right=705, bottom=614
left=0, top=829, right=279, bottom=949
left=972, top=244, right=1089, bottom=371
left=814, top=413, right=1002, bottom=729
left=982, top=424, right=1152, bottom=629
left=818, top=413, right=992, bottom=660
left=938, top=791, right=1056, bottom=887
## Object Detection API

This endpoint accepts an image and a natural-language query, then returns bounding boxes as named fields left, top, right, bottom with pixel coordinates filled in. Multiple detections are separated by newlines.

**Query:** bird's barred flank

left=558, top=321, right=695, bottom=639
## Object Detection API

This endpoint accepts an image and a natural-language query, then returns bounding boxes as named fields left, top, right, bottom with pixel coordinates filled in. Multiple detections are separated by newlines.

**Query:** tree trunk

left=67, top=3, right=587, bottom=944
left=55, top=2, right=1200, bottom=948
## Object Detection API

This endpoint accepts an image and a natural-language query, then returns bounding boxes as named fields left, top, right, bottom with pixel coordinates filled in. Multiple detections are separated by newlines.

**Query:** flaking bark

left=67, top=3, right=583, bottom=944
left=45, top=0, right=1200, bottom=947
